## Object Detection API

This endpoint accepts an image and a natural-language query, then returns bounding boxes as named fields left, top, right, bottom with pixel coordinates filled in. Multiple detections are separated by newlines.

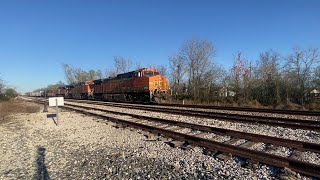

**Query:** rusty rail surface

left=64, top=102, right=320, bottom=153
left=67, top=99, right=320, bottom=130
left=64, top=98, right=320, bottom=116
left=158, top=103, right=320, bottom=116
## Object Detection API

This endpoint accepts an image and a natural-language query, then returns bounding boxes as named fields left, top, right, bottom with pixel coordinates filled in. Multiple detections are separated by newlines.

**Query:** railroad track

left=66, top=99, right=320, bottom=130
left=29, top=96, right=320, bottom=116
left=66, top=97, right=320, bottom=116
left=159, top=103, right=320, bottom=116
left=27, top=97, right=320, bottom=178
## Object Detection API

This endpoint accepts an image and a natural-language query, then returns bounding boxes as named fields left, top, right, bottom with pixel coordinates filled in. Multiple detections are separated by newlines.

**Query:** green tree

left=4, top=88, right=18, bottom=99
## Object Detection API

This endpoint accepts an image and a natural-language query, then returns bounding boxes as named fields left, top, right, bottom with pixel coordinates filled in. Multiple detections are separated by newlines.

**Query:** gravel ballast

left=0, top=106, right=295, bottom=179
left=66, top=101, right=320, bottom=144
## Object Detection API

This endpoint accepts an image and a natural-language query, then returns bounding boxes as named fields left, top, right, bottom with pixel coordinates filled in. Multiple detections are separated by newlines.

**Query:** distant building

left=310, top=89, right=320, bottom=94
left=309, top=89, right=320, bottom=103
left=218, top=87, right=236, bottom=97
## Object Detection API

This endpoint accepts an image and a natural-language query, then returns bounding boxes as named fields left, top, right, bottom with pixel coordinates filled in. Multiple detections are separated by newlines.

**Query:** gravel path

left=1, top=105, right=311, bottom=179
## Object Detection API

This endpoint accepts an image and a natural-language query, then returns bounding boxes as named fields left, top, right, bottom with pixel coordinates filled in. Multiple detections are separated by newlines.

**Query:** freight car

left=46, top=91, right=55, bottom=97
left=29, top=91, right=44, bottom=97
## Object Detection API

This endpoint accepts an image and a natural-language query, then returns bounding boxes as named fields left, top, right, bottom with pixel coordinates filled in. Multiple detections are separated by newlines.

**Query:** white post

left=49, top=97, right=64, bottom=126
left=56, top=98, right=59, bottom=125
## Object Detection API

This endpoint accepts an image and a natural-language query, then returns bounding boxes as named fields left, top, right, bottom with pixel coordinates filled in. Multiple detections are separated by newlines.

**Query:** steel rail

left=158, top=103, right=320, bottom=116
left=64, top=98, right=320, bottom=116
left=58, top=103, right=320, bottom=178
left=63, top=102, right=320, bottom=153
left=66, top=100, right=320, bottom=130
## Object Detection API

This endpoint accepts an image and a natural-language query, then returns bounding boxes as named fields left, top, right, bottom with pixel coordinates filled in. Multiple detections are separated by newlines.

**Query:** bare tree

left=156, top=65, right=167, bottom=76
left=96, top=70, right=103, bottom=79
left=62, top=64, right=100, bottom=84
left=88, top=70, right=96, bottom=80
left=228, top=52, right=253, bottom=102
left=169, top=54, right=186, bottom=97
left=73, top=68, right=89, bottom=83
left=202, top=63, right=226, bottom=101
left=312, top=66, right=320, bottom=88
left=114, top=56, right=132, bottom=74
left=46, top=81, right=65, bottom=91
left=135, top=61, right=143, bottom=70
left=148, top=64, right=168, bottom=76
left=284, top=47, right=320, bottom=104
left=180, top=38, right=216, bottom=100
left=254, top=50, right=281, bottom=104
left=62, top=64, right=77, bottom=85
left=104, top=67, right=117, bottom=78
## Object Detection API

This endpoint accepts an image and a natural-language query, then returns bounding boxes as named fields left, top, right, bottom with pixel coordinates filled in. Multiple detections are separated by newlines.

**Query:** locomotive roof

left=93, top=79, right=103, bottom=84
left=116, top=70, right=136, bottom=79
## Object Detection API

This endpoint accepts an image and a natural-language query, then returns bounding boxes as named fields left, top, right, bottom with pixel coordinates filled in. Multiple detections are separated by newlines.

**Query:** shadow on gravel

left=34, top=146, right=50, bottom=180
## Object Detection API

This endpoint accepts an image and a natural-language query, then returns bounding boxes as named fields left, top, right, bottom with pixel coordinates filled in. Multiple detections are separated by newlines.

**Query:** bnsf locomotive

left=56, top=68, right=168, bottom=103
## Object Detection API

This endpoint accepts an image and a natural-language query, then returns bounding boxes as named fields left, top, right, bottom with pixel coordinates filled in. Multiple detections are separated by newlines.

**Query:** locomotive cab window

left=134, top=72, right=141, bottom=77
left=143, top=71, right=153, bottom=76
left=143, top=71, right=159, bottom=76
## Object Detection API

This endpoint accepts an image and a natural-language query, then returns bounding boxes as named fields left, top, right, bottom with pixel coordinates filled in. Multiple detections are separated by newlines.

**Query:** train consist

left=31, top=68, right=169, bottom=103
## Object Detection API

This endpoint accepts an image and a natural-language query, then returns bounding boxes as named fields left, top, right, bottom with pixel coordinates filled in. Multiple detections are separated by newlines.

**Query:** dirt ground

left=0, top=99, right=41, bottom=119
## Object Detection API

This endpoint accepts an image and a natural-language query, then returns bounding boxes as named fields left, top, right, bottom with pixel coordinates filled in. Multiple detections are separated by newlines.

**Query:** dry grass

left=303, top=103, right=320, bottom=111
left=0, top=99, right=41, bottom=119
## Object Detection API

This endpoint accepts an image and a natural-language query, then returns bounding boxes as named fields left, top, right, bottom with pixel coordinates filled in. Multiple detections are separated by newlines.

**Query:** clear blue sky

left=0, top=0, right=319, bottom=93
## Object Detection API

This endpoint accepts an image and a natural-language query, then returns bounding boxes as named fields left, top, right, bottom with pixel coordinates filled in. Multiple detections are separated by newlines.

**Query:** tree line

left=37, top=38, right=320, bottom=107
left=169, top=39, right=320, bottom=106
left=62, top=56, right=167, bottom=85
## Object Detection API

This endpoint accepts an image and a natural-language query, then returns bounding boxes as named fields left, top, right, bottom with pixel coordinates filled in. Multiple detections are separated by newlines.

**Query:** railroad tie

left=215, top=138, right=240, bottom=161
left=165, top=139, right=186, bottom=148
left=289, top=149, right=304, bottom=160
left=238, top=141, right=256, bottom=149
left=192, top=133, right=207, bottom=138
left=157, top=124, right=171, bottom=129
left=165, top=126, right=185, bottom=132
left=224, top=138, right=240, bottom=145
left=237, top=141, right=260, bottom=169
left=143, top=132, right=158, bottom=140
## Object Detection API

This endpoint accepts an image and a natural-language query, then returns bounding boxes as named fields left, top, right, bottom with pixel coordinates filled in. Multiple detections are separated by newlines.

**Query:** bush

left=0, top=88, right=18, bottom=101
